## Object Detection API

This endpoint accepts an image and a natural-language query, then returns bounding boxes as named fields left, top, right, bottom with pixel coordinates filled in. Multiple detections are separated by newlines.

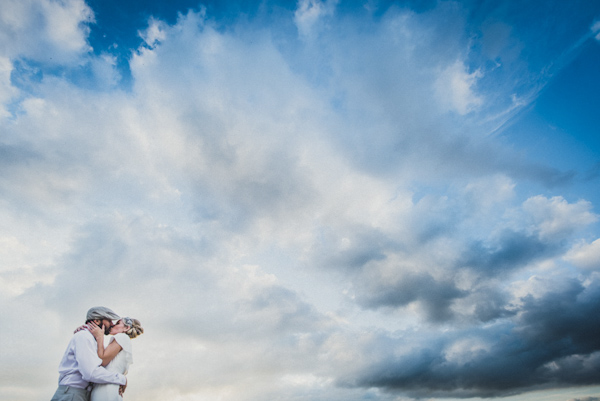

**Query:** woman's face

left=109, top=320, right=128, bottom=335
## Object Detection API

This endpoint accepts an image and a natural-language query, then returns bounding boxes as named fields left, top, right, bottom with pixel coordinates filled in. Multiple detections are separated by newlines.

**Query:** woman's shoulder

left=113, top=332, right=132, bottom=346
left=113, top=333, right=133, bottom=363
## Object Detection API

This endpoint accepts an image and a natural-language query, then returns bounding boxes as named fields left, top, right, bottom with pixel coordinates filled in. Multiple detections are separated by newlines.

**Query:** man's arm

left=74, top=332, right=126, bottom=385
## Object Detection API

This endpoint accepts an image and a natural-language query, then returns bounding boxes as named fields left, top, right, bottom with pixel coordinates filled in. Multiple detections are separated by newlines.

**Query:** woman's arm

left=86, top=321, right=107, bottom=360
left=100, top=339, right=123, bottom=366
left=87, top=322, right=123, bottom=366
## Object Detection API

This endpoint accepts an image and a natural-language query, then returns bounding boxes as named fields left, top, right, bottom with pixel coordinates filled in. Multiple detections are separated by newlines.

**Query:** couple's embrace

left=50, top=307, right=144, bottom=401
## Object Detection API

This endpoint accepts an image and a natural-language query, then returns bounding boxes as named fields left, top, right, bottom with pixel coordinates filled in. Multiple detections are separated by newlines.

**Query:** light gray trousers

left=50, top=385, right=91, bottom=401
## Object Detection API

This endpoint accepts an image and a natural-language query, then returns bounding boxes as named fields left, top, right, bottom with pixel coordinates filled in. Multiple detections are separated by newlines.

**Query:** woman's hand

left=73, top=325, right=88, bottom=334
left=87, top=321, right=105, bottom=342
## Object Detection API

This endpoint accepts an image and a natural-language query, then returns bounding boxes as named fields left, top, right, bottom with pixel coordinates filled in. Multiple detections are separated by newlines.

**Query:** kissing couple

left=50, top=306, right=144, bottom=401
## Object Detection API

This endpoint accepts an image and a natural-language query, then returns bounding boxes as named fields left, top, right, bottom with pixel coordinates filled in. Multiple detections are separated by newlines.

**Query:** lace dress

left=90, top=333, right=133, bottom=401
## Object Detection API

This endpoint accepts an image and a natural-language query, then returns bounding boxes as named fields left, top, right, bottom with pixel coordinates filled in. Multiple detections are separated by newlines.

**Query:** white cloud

left=294, top=0, right=338, bottom=39
left=592, top=20, right=600, bottom=41
left=444, top=336, right=492, bottom=365
left=565, top=239, right=600, bottom=271
left=0, top=0, right=93, bottom=63
left=89, top=54, right=121, bottom=88
left=521, top=196, right=598, bottom=241
left=140, top=17, right=169, bottom=49
left=41, top=0, right=93, bottom=54
left=435, top=60, right=484, bottom=115
left=0, top=57, right=18, bottom=118
left=0, top=0, right=95, bottom=115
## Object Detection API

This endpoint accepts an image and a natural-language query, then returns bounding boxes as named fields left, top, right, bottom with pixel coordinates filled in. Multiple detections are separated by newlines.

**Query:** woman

left=87, top=317, right=144, bottom=401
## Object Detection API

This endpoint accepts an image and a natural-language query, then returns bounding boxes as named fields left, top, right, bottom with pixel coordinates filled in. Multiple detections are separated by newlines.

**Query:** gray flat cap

left=86, top=306, right=120, bottom=322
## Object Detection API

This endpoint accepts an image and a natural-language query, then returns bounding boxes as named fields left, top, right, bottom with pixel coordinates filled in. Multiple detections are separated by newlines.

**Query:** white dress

left=90, top=333, right=133, bottom=401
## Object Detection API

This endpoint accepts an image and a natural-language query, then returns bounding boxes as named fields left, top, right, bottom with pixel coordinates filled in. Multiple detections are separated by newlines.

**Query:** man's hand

left=73, top=324, right=88, bottom=334
left=119, top=378, right=127, bottom=396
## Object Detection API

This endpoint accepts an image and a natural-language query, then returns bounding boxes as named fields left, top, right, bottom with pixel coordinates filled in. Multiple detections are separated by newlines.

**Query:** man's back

left=58, top=330, right=101, bottom=388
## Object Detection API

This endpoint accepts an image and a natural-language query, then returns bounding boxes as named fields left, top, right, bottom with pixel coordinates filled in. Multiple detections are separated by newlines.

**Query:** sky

left=1, top=0, right=600, bottom=400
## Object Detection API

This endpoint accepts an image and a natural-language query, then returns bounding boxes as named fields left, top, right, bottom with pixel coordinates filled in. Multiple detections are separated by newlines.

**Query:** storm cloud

left=351, top=276, right=600, bottom=397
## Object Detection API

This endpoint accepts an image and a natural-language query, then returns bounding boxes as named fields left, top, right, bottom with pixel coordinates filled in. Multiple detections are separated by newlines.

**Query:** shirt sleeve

left=74, top=332, right=127, bottom=385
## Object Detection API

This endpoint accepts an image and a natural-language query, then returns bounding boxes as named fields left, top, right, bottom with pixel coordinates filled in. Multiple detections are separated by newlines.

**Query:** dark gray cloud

left=467, top=287, right=516, bottom=323
left=308, top=189, right=592, bottom=327
left=0, top=144, right=40, bottom=165
left=349, top=277, right=600, bottom=398
left=517, top=279, right=600, bottom=356
left=357, top=271, right=467, bottom=322
left=311, top=226, right=394, bottom=270
left=458, top=229, right=558, bottom=276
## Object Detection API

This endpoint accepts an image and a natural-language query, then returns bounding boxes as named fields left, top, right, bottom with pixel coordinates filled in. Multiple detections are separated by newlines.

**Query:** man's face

left=100, top=319, right=114, bottom=335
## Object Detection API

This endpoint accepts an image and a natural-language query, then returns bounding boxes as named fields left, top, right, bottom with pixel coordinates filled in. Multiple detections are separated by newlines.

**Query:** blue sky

left=1, top=1, right=600, bottom=401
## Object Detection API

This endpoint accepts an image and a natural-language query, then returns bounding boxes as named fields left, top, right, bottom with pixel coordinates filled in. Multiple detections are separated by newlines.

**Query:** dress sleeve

left=113, top=333, right=133, bottom=365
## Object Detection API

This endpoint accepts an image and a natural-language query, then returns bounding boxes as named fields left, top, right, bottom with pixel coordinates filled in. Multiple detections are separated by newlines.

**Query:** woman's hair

left=123, top=318, right=144, bottom=339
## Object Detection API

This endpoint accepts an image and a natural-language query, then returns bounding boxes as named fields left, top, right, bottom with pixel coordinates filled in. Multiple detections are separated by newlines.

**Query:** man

left=50, top=307, right=128, bottom=401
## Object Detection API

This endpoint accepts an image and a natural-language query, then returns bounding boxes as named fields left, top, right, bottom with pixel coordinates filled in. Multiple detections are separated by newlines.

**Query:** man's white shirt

left=57, top=330, right=126, bottom=389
